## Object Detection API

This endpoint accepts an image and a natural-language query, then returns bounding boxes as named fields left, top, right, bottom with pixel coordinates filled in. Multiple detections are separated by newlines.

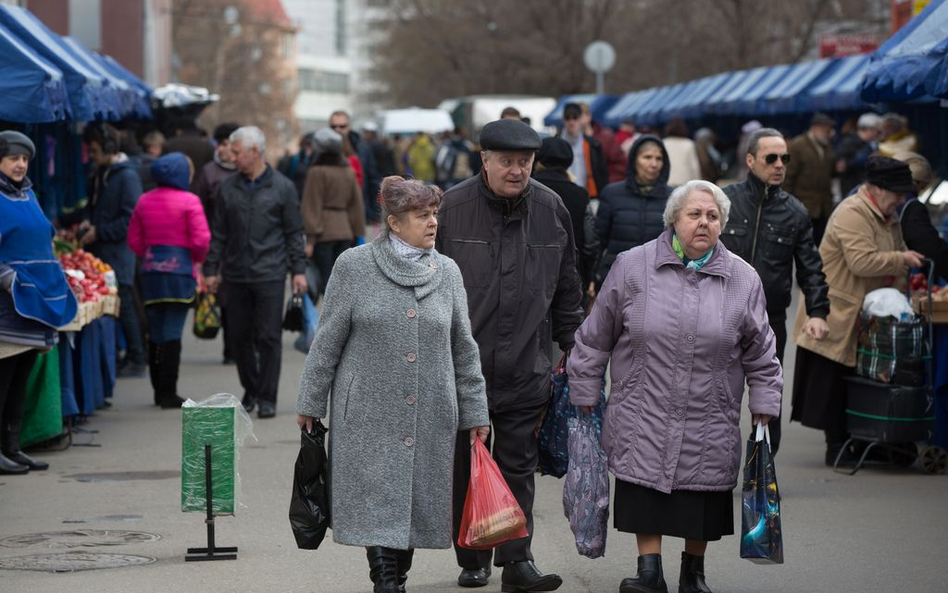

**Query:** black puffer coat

left=594, top=134, right=671, bottom=284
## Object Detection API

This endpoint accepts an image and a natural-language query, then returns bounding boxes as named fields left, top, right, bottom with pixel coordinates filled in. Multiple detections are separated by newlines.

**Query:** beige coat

left=300, top=164, right=365, bottom=244
left=793, top=186, right=907, bottom=366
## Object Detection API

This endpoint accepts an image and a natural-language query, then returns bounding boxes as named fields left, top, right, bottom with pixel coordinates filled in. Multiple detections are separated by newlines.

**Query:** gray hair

left=857, top=113, right=882, bottom=130
left=229, top=126, right=266, bottom=154
left=746, top=127, right=783, bottom=156
left=663, top=180, right=731, bottom=229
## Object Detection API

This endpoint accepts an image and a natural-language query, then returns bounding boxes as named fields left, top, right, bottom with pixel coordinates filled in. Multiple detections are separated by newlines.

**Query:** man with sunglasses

left=329, top=110, right=381, bottom=224
left=720, top=127, right=830, bottom=455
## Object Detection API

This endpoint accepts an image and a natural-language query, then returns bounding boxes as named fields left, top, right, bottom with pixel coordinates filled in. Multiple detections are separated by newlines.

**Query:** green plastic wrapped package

left=181, top=393, right=256, bottom=514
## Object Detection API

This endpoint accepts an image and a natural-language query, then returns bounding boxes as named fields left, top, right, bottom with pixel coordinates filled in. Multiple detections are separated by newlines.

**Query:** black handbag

left=282, top=294, right=305, bottom=332
left=289, top=422, right=330, bottom=549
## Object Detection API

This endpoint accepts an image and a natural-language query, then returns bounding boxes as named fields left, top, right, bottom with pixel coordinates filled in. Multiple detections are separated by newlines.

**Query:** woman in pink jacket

left=567, top=180, right=782, bottom=593
left=128, top=152, right=210, bottom=408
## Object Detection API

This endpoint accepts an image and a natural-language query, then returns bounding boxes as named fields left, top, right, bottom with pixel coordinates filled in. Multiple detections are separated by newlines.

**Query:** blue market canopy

left=63, top=36, right=152, bottom=119
left=635, top=83, right=689, bottom=126
left=602, top=88, right=662, bottom=127
left=760, top=58, right=839, bottom=114
left=0, top=4, right=115, bottom=121
left=543, top=94, right=618, bottom=127
left=0, top=23, right=69, bottom=122
left=808, top=54, right=873, bottom=111
left=861, top=0, right=948, bottom=101
left=661, top=72, right=732, bottom=120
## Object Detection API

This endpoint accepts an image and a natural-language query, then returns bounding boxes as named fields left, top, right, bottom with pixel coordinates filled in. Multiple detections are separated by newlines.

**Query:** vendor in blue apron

left=0, top=130, right=78, bottom=475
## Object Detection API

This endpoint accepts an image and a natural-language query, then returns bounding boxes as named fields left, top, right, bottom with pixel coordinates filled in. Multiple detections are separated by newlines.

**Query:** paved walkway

left=1, top=306, right=946, bottom=592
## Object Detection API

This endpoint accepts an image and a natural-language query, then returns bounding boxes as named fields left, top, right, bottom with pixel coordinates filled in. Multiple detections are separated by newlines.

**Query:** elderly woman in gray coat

left=567, top=180, right=782, bottom=593
left=297, top=176, right=490, bottom=593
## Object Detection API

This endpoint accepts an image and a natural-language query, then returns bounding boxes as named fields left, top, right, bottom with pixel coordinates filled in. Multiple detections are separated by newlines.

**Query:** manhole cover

left=0, top=552, right=156, bottom=572
left=64, top=470, right=179, bottom=482
left=0, top=530, right=160, bottom=549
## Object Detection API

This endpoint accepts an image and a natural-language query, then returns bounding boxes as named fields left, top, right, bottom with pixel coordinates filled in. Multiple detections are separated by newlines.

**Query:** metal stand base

left=833, top=437, right=919, bottom=475
left=185, top=444, right=237, bottom=561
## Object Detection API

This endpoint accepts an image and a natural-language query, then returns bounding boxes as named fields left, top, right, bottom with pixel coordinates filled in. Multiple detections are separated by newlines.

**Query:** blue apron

left=140, top=245, right=196, bottom=305
left=0, top=188, right=78, bottom=329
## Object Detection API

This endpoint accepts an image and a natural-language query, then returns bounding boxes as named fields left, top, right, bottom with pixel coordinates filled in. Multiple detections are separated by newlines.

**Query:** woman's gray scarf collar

left=371, top=233, right=444, bottom=299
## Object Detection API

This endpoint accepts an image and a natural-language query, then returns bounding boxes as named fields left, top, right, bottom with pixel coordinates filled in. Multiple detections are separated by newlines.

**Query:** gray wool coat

left=296, top=233, right=489, bottom=550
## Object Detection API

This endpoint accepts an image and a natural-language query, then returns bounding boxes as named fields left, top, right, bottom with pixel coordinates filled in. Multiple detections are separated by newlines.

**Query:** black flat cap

left=0, top=130, right=35, bottom=160
left=810, top=112, right=835, bottom=127
left=479, top=119, right=541, bottom=151
left=537, top=137, right=573, bottom=168
left=866, top=156, right=915, bottom=194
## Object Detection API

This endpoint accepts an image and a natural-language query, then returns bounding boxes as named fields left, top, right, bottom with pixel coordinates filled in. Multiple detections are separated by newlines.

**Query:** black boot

left=678, top=552, right=712, bottom=593
left=2, top=421, right=48, bottom=471
left=148, top=342, right=161, bottom=406
left=158, top=341, right=185, bottom=409
left=500, top=560, right=562, bottom=592
left=366, top=546, right=400, bottom=593
left=620, top=554, right=668, bottom=593
left=395, top=548, right=414, bottom=593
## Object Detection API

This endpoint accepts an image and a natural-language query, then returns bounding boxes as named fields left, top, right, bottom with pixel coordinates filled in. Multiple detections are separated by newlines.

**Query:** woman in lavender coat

left=567, top=180, right=782, bottom=593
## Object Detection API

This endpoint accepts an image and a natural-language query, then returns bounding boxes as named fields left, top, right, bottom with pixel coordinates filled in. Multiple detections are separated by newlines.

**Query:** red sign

left=819, top=35, right=880, bottom=58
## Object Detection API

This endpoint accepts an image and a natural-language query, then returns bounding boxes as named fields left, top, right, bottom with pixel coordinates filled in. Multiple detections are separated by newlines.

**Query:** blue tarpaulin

left=0, top=4, right=115, bottom=121
left=861, top=0, right=948, bottom=101
left=96, top=53, right=153, bottom=118
left=602, top=88, right=662, bottom=127
left=808, top=54, right=873, bottom=111
left=761, top=58, right=839, bottom=115
left=663, top=72, right=732, bottom=120
left=0, top=22, right=70, bottom=122
left=62, top=36, right=152, bottom=119
left=544, top=94, right=618, bottom=127
left=635, top=83, right=689, bottom=126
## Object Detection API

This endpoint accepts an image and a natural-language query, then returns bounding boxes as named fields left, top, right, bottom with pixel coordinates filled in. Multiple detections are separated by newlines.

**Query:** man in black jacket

left=720, top=128, right=830, bottom=454
left=437, top=119, right=583, bottom=592
left=204, top=126, right=307, bottom=419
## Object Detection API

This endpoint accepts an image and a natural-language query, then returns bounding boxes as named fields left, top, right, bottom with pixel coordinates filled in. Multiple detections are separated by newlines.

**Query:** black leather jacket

left=720, top=174, right=830, bottom=319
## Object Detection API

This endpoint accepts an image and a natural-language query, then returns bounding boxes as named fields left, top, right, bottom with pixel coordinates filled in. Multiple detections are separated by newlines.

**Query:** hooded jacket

left=436, top=174, right=584, bottom=412
left=128, top=153, right=210, bottom=265
left=595, top=135, right=672, bottom=284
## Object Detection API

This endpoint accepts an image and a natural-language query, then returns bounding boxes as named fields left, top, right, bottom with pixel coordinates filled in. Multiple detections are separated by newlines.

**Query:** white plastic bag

left=862, top=288, right=913, bottom=319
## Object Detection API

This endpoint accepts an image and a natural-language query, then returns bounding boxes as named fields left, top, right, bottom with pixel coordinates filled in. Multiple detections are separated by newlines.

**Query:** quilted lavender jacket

left=567, top=229, right=782, bottom=493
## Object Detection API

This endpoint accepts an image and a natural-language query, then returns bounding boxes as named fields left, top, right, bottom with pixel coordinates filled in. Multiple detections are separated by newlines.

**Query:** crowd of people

left=0, top=101, right=943, bottom=593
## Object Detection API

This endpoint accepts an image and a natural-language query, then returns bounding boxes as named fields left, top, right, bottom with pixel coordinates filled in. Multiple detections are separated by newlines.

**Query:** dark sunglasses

left=330, top=124, right=349, bottom=130
left=764, top=153, right=791, bottom=165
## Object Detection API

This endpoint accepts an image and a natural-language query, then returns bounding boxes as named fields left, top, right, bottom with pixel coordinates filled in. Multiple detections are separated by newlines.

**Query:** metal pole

left=596, top=72, right=604, bottom=95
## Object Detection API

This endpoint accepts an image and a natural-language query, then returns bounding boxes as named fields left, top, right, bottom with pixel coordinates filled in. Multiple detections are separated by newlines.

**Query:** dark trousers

left=118, top=283, right=144, bottom=365
left=811, top=215, right=829, bottom=248
left=145, top=303, right=190, bottom=344
left=452, top=400, right=546, bottom=568
left=0, top=350, right=39, bottom=431
left=225, top=280, right=285, bottom=404
left=218, top=280, right=238, bottom=361
left=313, top=241, right=350, bottom=295
left=765, top=311, right=787, bottom=454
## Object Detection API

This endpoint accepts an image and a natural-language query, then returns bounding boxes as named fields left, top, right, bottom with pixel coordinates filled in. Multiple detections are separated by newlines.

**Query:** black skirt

left=613, top=479, right=734, bottom=542
left=790, top=345, right=854, bottom=434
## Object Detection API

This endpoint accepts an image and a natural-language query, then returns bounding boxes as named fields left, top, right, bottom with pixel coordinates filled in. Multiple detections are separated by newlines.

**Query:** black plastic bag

left=289, top=422, right=330, bottom=549
left=282, top=294, right=305, bottom=332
